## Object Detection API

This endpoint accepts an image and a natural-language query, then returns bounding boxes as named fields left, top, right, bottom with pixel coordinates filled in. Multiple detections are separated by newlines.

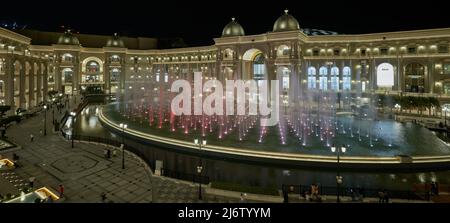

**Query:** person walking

left=29, top=177, right=35, bottom=188
left=30, top=134, right=34, bottom=142
left=101, top=192, right=107, bottom=203
left=59, top=184, right=64, bottom=198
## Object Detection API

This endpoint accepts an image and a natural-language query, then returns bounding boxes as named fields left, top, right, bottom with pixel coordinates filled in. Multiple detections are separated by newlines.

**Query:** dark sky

left=2, top=0, right=450, bottom=46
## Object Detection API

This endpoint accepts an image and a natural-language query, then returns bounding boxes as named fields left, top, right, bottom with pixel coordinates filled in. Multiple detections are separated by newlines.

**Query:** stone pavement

left=0, top=97, right=240, bottom=203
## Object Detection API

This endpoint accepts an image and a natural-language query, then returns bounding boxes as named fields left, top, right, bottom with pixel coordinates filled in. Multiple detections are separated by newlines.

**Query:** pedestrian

left=30, top=134, right=34, bottom=142
left=103, top=149, right=108, bottom=158
left=107, top=149, right=111, bottom=159
left=46, top=196, right=53, bottom=203
left=101, top=192, right=107, bottom=202
left=378, top=191, right=385, bottom=203
left=29, top=177, right=35, bottom=188
left=384, top=190, right=390, bottom=203
left=59, top=184, right=64, bottom=198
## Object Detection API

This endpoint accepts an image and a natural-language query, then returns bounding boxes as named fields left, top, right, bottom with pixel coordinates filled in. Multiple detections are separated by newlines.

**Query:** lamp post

left=194, top=138, right=206, bottom=200
left=70, top=112, right=76, bottom=148
left=331, top=144, right=346, bottom=203
left=119, top=123, right=127, bottom=169
left=43, top=105, right=47, bottom=136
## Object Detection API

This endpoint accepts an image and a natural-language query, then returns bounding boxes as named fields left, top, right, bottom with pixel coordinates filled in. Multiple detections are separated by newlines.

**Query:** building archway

left=242, top=48, right=266, bottom=81
left=81, top=57, right=104, bottom=94
left=405, top=62, right=425, bottom=93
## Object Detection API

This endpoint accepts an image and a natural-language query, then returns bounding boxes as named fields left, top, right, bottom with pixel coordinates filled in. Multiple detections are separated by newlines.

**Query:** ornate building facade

left=1, top=10, right=450, bottom=111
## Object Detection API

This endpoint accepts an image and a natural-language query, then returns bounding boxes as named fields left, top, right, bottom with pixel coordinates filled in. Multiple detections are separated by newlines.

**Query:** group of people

left=305, top=184, right=322, bottom=202
left=103, top=148, right=116, bottom=159
left=378, top=190, right=390, bottom=203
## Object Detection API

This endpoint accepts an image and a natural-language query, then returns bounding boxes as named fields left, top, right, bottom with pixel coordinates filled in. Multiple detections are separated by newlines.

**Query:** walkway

left=0, top=97, right=239, bottom=203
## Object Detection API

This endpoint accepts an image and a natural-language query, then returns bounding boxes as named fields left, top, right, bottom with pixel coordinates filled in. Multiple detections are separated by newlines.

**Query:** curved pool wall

left=76, top=105, right=450, bottom=191
left=99, top=103, right=450, bottom=170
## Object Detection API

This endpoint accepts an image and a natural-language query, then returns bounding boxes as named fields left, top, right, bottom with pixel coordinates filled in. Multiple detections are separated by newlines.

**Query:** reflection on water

left=75, top=105, right=450, bottom=190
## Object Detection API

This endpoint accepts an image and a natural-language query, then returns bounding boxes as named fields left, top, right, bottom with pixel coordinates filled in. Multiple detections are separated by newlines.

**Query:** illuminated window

left=444, top=63, right=450, bottom=75
left=319, top=66, right=328, bottom=90
left=342, top=66, right=351, bottom=90
left=281, top=68, right=290, bottom=90
left=307, top=67, right=316, bottom=89
left=330, top=67, right=339, bottom=91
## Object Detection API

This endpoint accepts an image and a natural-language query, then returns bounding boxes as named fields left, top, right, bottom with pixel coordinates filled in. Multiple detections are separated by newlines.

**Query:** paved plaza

left=0, top=100, right=240, bottom=203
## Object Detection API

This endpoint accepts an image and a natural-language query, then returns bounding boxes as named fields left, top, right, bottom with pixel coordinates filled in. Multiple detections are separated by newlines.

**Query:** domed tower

left=57, top=29, right=80, bottom=45
left=222, top=18, right=245, bottom=37
left=273, top=9, right=300, bottom=32
left=106, top=33, right=125, bottom=48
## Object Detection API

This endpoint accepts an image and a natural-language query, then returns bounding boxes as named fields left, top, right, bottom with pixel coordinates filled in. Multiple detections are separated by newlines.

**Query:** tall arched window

left=343, top=66, right=351, bottom=90
left=62, top=68, right=73, bottom=83
left=331, top=66, right=339, bottom=91
left=307, top=67, right=316, bottom=89
left=253, top=53, right=265, bottom=80
left=319, top=66, right=328, bottom=90
left=110, top=68, right=120, bottom=82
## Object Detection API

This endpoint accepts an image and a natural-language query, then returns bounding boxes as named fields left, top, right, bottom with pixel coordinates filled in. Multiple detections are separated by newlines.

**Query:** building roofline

left=0, top=27, right=31, bottom=45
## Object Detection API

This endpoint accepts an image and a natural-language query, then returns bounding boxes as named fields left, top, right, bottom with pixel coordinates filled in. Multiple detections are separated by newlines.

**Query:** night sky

left=2, top=0, right=450, bottom=46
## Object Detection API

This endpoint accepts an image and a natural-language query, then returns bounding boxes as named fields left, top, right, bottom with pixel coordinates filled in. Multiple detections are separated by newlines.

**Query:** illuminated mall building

left=1, top=10, right=450, bottom=111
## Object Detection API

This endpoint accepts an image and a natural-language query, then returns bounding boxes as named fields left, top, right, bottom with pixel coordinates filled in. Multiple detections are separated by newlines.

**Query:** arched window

left=110, top=55, right=120, bottom=63
left=281, top=67, right=290, bottom=90
left=87, top=61, right=100, bottom=73
left=307, top=67, right=316, bottom=89
left=376, top=63, right=394, bottom=88
left=319, top=66, right=328, bottom=90
left=277, top=45, right=290, bottom=58
left=62, top=53, right=73, bottom=62
left=62, top=68, right=73, bottom=83
left=342, top=66, right=351, bottom=90
left=253, top=53, right=265, bottom=80
left=405, top=63, right=425, bottom=93
left=331, top=66, right=339, bottom=91
left=110, top=68, right=120, bottom=82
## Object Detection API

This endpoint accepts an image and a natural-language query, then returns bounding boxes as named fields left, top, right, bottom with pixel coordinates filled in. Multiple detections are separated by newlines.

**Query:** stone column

left=73, top=55, right=80, bottom=95
left=29, top=60, right=35, bottom=108
left=104, top=57, right=111, bottom=94
left=5, top=54, right=14, bottom=110
left=36, top=61, right=42, bottom=104
left=19, top=58, right=26, bottom=109
left=43, top=63, right=48, bottom=102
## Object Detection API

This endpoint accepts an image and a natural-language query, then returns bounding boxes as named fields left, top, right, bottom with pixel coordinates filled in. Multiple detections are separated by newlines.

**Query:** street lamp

left=331, top=144, right=346, bottom=203
left=70, top=112, right=76, bottom=148
left=119, top=123, right=127, bottom=169
left=394, top=103, right=401, bottom=114
left=43, top=105, right=47, bottom=136
left=194, top=138, right=206, bottom=200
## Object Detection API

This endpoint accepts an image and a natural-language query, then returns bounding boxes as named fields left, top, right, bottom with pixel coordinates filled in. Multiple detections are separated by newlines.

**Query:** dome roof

left=57, top=30, right=80, bottom=45
left=222, top=18, right=245, bottom=37
left=106, top=33, right=125, bottom=48
left=273, top=9, right=300, bottom=32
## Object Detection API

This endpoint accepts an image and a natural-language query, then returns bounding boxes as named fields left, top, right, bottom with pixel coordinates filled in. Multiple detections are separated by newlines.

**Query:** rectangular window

left=313, top=50, right=319, bottom=56
left=408, top=47, right=417, bottom=54
left=444, top=64, right=450, bottom=75
left=439, top=44, right=449, bottom=53
left=360, top=49, right=366, bottom=56
left=333, top=49, right=340, bottom=56
left=380, top=48, right=388, bottom=55
left=343, top=77, right=351, bottom=90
